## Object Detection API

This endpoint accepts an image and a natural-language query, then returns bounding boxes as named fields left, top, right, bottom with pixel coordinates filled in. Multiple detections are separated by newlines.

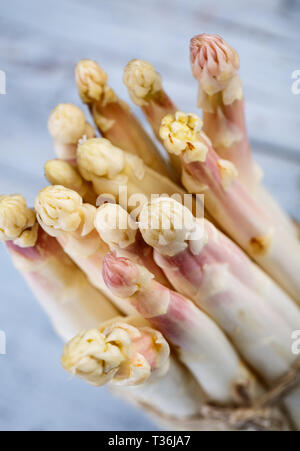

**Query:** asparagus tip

left=123, top=59, right=162, bottom=106
left=61, top=321, right=160, bottom=386
left=61, top=327, right=126, bottom=386
left=75, top=59, right=116, bottom=105
left=103, top=252, right=153, bottom=298
left=77, top=137, right=125, bottom=180
left=44, top=160, right=84, bottom=192
left=190, top=34, right=242, bottom=106
left=159, top=111, right=208, bottom=162
left=48, top=103, right=86, bottom=144
left=35, top=185, right=95, bottom=235
left=0, top=194, right=38, bottom=247
left=95, top=203, right=137, bottom=250
left=190, top=33, right=239, bottom=83
left=139, top=197, right=202, bottom=256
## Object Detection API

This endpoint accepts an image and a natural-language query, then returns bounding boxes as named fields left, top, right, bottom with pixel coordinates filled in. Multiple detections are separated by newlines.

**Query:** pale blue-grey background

left=0, top=0, right=300, bottom=431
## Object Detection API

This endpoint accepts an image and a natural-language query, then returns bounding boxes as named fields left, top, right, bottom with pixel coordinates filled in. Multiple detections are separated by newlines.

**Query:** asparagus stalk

left=102, top=252, right=261, bottom=405
left=45, top=160, right=97, bottom=205
left=139, top=197, right=300, bottom=331
left=95, top=202, right=172, bottom=288
left=190, top=34, right=298, bottom=237
left=34, top=185, right=136, bottom=315
left=48, top=103, right=95, bottom=161
left=76, top=137, right=192, bottom=218
left=75, top=60, right=170, bottom=177
left=123, top=59, right=181, bottom=181
left=0, top=194, right=118, bottom=341
left=138, top=196, right=300, bottom=427
left=113, top=358, right=207, bottom=428
left=123, top=59, right=175, bottom=140
left=189, top=34, right=254, bottom=186
left=159, top=111, right=300, bottom=301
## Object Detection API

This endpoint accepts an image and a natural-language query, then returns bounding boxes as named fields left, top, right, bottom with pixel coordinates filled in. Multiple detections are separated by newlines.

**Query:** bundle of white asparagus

left=1, top=33, right=300, bottom=431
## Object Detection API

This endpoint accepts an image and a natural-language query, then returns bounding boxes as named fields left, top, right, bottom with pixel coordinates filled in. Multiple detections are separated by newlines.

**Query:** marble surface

left=0, top=0, right=299, bottom=431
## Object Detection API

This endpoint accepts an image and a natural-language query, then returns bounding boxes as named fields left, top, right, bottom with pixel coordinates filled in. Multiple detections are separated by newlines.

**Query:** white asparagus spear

left=48, top=103, right=95, bottom=161
left=75, top=60, right=171, bottom=178
left=102, top=252, right=262, bottom=405
left=159, top=111, right=300, bottom=301
left=139, top=197, right=300, bottom=331
left=94, top=202, right=172, bottom=288
left=76, top=137, right=192, bottom=218
left=123, top=59, right=175, bottom=140
left=0, top=194, right=118, bottom=341
left=123, top=59, right=181, bottom=181
left=34, top=185, right=136, bottom=315
left=189, top=34, right=254, bottom=188
left=189, top=34, right=298, bottom=238
left=138, top=196, right=300, bottom=427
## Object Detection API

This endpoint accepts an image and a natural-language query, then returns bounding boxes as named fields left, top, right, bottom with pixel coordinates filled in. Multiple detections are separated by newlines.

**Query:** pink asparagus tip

left=190, top=33, right=239, bottom=83
left=102, top=252, right=140, bottom=298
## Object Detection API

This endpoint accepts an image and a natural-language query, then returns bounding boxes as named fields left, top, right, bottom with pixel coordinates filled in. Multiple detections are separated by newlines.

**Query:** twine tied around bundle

left=142, top=355, right=300, bottom=431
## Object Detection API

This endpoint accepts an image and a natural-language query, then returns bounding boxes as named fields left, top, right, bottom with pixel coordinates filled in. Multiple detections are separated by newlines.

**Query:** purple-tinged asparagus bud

left=190, top=34, right=242, bottom=110
left=103, top=252, right=153, bottom=299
